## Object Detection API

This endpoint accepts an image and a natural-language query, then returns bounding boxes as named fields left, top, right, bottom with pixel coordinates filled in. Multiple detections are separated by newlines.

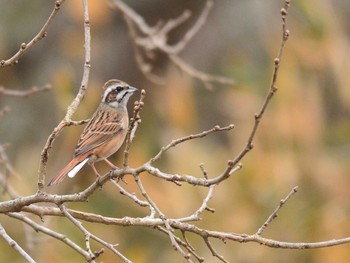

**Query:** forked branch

left=109, top=0, right=234, bottom=88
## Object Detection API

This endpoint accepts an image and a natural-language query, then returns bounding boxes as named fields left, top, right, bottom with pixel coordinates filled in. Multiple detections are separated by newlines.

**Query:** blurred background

left=0, top=0, right=350, bottom=262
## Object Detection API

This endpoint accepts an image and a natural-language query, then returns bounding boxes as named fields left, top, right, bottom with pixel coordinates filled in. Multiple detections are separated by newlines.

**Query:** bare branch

left=256, top=186, right=299, bottom=236
left=0, top=84, right=51, bottom=97
left=0, top=223, right=35, bottom=263
left=60, top=204, right=131, bottom=262
left=38, top=121, right=68, bottom=191
left=109, top=179, right=151, bottom=209
left=0, top=0, right=65, bottom=68
left=167, top=0, right=213, bottom=54
left=59, top=204, right=96, bottom=260
left=150, top=124, right=234, bottom=163
left=123, top=89, right=146, bottom=168
left=189, top=185, right=215, bottom=219
left=0, top=144, right=18, bottom=179
left=64, top=0, right=92, bottom=121
left=139, top=163, right=240, bottom=186
left=169, top=220, right=350, bottom=250
left=134, top=174, right=192, bottom=261
left=0, top=172, right=18, bottom=199
left=7, top=212, right=92, bottom=261
left=6, top=197, right=350, bottom=251
left=109, top=0, right=234, bottom=88
left=203, top=236, right=228, bottom=263
left=2, top=1, right=350, bottom=262
left=37, top=0, right=92, bottom=191
left=180, top=230, right=205, bottom=262
left=219, top=0, right=292, bottom=177
left=168, top=54, right=234, bottom=90
left=123, top=15, right=166, bottom=84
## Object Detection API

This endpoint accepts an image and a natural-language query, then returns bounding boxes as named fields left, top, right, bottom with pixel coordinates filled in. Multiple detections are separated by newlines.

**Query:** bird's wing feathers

left=74, top=110, right=124, bottom=157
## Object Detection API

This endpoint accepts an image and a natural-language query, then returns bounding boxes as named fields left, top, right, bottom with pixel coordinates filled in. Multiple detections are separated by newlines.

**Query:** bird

left=48, top=79, right=137, bottom=186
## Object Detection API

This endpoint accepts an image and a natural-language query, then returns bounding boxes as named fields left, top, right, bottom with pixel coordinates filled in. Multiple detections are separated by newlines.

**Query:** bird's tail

left=48, top=156, right=89, bottom=186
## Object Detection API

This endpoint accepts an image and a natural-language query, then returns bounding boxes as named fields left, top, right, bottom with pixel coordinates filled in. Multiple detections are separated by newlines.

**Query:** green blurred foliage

left=0, top=0, right=350, bottom=262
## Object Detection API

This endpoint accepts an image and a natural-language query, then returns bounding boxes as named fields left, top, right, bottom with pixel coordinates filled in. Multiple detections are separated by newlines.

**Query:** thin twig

left=169, top=54, right=234, bottom=90
left=215, top=0, right=292, bottom=182
left=0, top=84, right=51, bottom=97
left=7, top=212, right=92, bottom=260
left=0, top=144, right=19, bottom=198
left=0, top=1, right=65, bottom=68
left=124, top=15, right=165, bottom=84
left=203, top=236, right=228, bottom=263
left=0, top=172, right=18, bottom=198
left=179, top=185, right=215, bottom=222
left=123, top=89, right=146, bottom=168
left=60, top=204, right=131, bottom=263
left=109, top=0, right=234, bottom=88
left=67, top=119, right=90, bottom=126
left=156, top=225, right=204, bottom=262
left=256, top=186, right=298, bottom=236
left=109, top=179, right=151, bottom=209
left=180, top=230, right=204, bottom=262
left=150, top=124, right=234, bottom=163
left=37, top=0, right=92, bottom=191
left=167, top=0, right=214, bottom=54
left=0, top=144, right=18, bottom=179
left=0, top=223, right=35, bottom=263
left=59, top=204, right=96, bottom=260
left=199, top=163, right=208, bottom=179
left=134, top=174, right=192, bottom=261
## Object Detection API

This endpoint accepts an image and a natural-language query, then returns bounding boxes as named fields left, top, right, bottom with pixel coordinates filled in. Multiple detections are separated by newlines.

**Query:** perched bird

left=48, top=79, right=137, bottom=186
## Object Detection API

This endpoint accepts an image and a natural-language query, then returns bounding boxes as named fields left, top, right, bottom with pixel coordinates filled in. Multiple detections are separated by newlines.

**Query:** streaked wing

left=74, top=110, right=123, bottom=157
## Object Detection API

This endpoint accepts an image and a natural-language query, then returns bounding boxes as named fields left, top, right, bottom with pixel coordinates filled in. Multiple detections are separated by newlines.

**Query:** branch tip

left=55, top=1, right=61, bottom=9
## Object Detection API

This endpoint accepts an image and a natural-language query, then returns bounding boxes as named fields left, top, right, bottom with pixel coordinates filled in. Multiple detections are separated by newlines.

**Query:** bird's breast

left=93, top=116, right=129, bottom=160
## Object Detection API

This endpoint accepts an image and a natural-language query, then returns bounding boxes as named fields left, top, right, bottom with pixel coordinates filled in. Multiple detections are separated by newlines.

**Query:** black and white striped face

left=102, top=79, right=137, bottom=108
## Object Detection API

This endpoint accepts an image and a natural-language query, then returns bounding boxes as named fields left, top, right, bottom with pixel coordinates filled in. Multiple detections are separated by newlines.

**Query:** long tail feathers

left=48, top=156, right=89, bottom=186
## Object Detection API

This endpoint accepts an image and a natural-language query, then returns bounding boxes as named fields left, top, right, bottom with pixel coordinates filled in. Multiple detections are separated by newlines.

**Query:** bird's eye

left=116, top=86, right=123, bottom=92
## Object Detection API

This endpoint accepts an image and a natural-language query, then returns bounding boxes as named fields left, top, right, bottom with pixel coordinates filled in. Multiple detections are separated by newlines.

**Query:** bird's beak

left=128, top=86, right=138, bottom=93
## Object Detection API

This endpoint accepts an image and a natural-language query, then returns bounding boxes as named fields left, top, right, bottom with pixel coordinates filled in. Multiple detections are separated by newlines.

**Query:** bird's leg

left=90, top=162, right=101, bottom=177
left=103, top=158, right=119, bottom=170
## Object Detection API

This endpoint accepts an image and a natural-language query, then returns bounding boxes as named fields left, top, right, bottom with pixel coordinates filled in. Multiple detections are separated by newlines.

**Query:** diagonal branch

left=133, top=174, right=192, bottom=261
left=217, top=0, right=292, bottom=181
left=60, top=204, right=131, bottom=263
left=7, top=212, right=92, bottom=261
left=0, top=0, right=65, bottom=68
left=167, top=0, right=214, bottom=54
left=0, top=223, right=35, bottom=263
left=256, top=186, right=298, bottom=236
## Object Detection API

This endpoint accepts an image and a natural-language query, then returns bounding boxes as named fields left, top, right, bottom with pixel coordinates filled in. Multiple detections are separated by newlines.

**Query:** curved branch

left=37, top=0, right=92, bottom=191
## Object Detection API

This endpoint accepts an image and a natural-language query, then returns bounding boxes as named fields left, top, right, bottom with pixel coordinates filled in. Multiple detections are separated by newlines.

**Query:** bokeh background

left=0, top=0, right=350, bottom=262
